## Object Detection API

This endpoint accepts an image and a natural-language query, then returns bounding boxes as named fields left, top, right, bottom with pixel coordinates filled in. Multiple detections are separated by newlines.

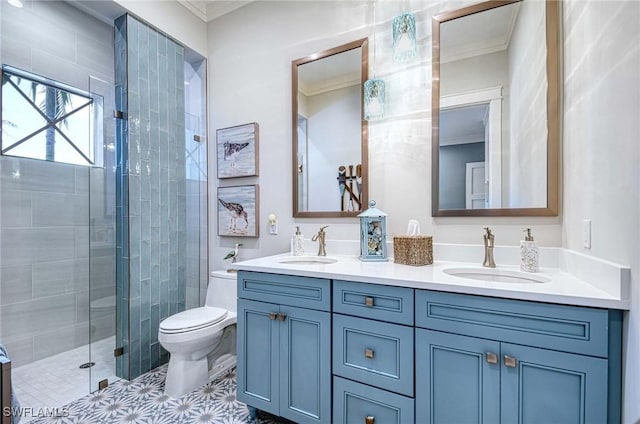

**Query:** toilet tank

left=206, top=270, right=238, bottom=312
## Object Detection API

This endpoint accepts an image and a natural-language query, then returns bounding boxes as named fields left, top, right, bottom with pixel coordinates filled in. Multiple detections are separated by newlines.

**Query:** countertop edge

left=233, top=255, right=630, bottom=310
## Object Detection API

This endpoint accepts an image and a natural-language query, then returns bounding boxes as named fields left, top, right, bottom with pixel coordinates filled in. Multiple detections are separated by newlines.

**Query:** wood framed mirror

left=292, top=38, right=369, bottom=218
left=432, top=0, right=560, bottom=217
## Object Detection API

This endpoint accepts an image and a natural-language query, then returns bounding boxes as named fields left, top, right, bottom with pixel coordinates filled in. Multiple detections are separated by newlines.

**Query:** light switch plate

left=268, top=213, right=278, bottom=235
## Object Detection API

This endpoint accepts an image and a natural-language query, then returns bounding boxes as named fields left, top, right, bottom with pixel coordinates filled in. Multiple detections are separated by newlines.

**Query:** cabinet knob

left=269, top=312, right=277, bottom=320
left=504, top=355, right=518, bottom=368
left=365, top=416, right=375, bottom=424
left=277, top=313, right=287, bottom=321
left=364, top=296, right=374, bottom=307
left=364, top=348, right=374, bottom=359
left=485, top=352, right=498, bottom=364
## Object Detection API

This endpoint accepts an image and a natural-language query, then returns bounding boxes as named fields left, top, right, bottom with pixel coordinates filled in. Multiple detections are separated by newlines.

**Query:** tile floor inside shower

left=12, top=336, right=119, bottom=423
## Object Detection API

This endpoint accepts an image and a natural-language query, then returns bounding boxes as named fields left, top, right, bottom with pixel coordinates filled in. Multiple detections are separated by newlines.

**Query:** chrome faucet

left=482, top=227, right=496, bottom=268
left=311, top=226, right=328, bottom=256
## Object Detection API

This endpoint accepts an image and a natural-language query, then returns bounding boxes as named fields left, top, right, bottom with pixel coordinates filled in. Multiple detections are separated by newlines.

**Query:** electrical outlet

left=582, top=219, right=591, bottom=249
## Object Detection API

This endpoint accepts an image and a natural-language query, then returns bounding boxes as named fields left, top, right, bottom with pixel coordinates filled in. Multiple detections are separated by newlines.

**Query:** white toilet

left=158, top=270, right=237, bottom=398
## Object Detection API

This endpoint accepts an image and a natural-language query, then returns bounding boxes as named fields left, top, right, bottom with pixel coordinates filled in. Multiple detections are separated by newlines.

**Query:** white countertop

left=233, top=253, right=630, bottom=310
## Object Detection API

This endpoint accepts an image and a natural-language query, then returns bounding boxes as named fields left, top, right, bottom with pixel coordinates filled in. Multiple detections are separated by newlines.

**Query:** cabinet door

left=416, top=329, right=500, bottom=424
left=236, top=299, right=280, bottom=416
left=501, top=343, right=608, bottom=424
left=279, top=305, right=331, bottom=424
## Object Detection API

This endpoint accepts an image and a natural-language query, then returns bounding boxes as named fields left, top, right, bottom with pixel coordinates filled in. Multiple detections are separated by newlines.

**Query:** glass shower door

left=88, top=75, right=118, bottom=392
left=0, top=69, right=118, bottom=416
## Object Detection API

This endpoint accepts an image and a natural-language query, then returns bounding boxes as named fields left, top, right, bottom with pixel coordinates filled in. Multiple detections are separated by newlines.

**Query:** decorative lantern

left=358, top=200, right=388, bottom=261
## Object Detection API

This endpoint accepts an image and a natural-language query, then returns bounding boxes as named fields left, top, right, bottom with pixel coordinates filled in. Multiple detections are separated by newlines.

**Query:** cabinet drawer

left=333, top=280, right=414, bottom=325
left=415, top=290, right=612, bottom=357
left=333, top=376, right=414, bottom=424
left=333, top=314, right=414, bottom=396
left=238, top=271, right=330, bottom=311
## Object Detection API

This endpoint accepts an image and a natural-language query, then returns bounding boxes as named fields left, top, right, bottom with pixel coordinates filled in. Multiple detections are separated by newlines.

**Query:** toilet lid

left=159, top=306, right=228, bottom=333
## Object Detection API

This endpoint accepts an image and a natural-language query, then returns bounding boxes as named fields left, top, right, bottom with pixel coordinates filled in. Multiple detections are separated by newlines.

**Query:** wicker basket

left=393, top=236, right=433, bottom=266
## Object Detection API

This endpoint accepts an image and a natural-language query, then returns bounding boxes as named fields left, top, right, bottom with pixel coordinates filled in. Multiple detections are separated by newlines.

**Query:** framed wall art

left=217, top=184, right=259, bottom=237
left=216, top=122, right=259, bottom=178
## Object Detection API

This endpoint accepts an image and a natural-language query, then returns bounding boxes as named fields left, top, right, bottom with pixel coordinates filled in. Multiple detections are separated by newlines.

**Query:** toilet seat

left=159, top=306, right=228, bottom=334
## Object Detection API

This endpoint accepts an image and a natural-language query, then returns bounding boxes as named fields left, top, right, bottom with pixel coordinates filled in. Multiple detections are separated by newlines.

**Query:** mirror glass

left=293, top=38, right=368, bottom=217
left=432, top=0, right=559, bottom=216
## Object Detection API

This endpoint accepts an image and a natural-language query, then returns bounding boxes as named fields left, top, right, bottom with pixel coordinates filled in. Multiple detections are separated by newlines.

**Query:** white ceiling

left=178, top=0, right=253, bottom=22
left=68, top=0, right=251, bottom=25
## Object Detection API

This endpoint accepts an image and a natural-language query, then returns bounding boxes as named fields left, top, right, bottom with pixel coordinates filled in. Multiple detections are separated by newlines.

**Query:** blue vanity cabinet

left=415, top=290, right=623, bottom=424
left=237, top=272, right=331, bottom=424
left=236, top=269, right=623, bottom=424
left=332, top=281, right=415, bottom=423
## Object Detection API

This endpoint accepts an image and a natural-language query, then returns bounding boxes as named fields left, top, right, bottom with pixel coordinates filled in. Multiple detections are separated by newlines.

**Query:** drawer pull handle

left=486, top=352, right=498, bottom=364
left=364, top=296, right=374, bottom=307
left=504, top=355, right=517, bottom=368
left=365, top=416, right=375, bottom=424
left=277, top=313, right=287, bottom=321
left=364, top=348, right=374, bottom=359
left=269, top=312, right=277, bottom=320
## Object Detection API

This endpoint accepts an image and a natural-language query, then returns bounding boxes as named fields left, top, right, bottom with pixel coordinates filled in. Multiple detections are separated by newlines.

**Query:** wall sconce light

left=393, top=12, right=417, bottom=62
left=364, top=0, right=386, bottom=121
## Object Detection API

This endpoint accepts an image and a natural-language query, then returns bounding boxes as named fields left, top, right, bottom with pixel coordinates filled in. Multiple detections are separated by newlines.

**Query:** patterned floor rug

left=26, top=366, right=287, bottom=424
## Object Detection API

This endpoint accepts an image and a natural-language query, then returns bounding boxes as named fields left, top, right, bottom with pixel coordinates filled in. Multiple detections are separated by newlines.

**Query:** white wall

left=206, top=2, right=638, bottom=420
left=562, top=1, right=640, bottom=422
left=207, top=0, right=561, bottom=271
left=209, top=1, right=369, bottom=265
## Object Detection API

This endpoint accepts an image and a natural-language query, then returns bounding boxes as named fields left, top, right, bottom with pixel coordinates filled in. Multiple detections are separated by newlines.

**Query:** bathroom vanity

left=235, top=254, right=628, bottom=424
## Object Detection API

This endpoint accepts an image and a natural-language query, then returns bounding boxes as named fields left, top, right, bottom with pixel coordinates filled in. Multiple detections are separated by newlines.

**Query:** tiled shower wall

left=0, top=0, right=115, bottom=367
left=115, top=15, right=187, bottom=379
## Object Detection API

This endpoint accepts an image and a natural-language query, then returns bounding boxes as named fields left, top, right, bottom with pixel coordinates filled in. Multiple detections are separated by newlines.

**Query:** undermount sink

left=443, top=266, right=550, bottom=284
left=277, top=256, right=338, bottom=265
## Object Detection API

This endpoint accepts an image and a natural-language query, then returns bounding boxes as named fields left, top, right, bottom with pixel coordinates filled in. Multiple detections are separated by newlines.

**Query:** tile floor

left=25, top=365, right=287, bottom=424
left=13, top=336, right=119, bottom=423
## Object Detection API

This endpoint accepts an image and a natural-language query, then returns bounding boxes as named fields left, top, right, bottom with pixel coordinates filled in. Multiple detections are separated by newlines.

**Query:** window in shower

left=1, top=65, right=103, bottom=167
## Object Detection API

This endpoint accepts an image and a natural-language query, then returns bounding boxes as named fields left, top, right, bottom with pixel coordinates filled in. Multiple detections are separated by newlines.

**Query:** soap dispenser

left=293, top=226, right=305, bottom=256
left=520, top=228, right=539, bottom=273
